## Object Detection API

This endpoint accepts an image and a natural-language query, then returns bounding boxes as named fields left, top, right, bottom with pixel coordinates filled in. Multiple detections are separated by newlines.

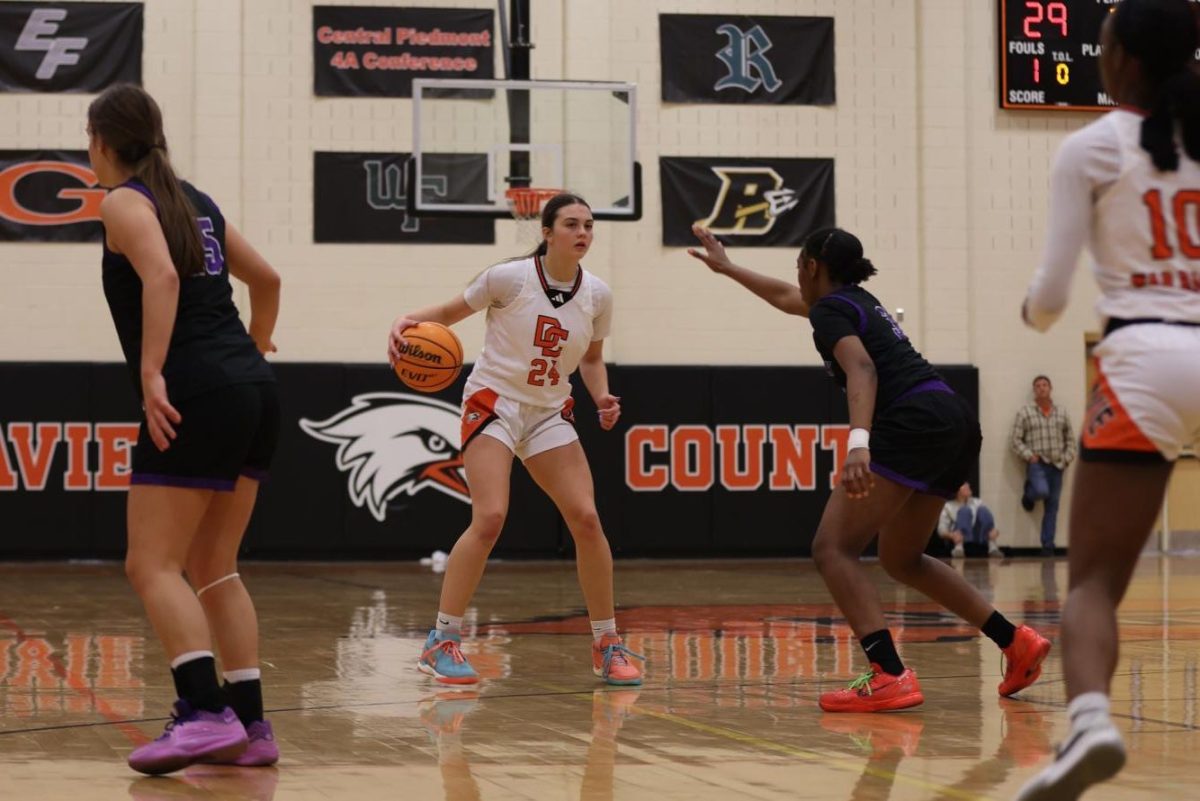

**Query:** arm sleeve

left=1024, top=121, right=1122, bottom=332
left=808, top=302, right=861, bottom=353
left=591, top=281, right=613, bottom=341
left=1011, top=410, right=1034, bottom=461
left=463, top=262, right=522, bottom=311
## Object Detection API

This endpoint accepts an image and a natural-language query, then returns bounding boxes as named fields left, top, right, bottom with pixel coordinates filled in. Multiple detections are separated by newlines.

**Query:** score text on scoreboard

left=1000, top=0, right=1200, bottom=111
left=1000, top=0, right=1112, bottom=110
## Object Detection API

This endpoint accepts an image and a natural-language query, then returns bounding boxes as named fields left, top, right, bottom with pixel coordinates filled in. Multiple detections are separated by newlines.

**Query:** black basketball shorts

left=130, top=381, right=279, bottom=491
left=869, top=385, right=981, bottom=500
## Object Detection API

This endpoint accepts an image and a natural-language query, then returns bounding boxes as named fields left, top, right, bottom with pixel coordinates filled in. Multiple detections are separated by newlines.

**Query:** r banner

left=660, top=156, right=834, bottom=247
left=313, top=152, right=493, bottom=244
left=0, top=2, right=142, bottom=93
left=0, top=150, right=103, bottom=242
left=313, top=6, right=494, bottom=97
left=659, top=14, right=834, bottom=105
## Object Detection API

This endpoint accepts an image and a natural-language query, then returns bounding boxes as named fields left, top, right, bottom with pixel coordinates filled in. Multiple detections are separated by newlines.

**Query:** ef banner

left=0, top=150, right=103, bottom=242
left=659, top=14, right=834, bottom=105
left=0, top=2, right=142, bottom=93
left=660, top=156, right=834, bottom=247
left=313, top=151, right=493, bottom=244
left=313, top=6, right=494, bottom=98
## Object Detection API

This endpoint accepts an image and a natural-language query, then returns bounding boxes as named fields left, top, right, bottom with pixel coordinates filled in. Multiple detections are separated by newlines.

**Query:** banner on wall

left=0, top=150, right=103, bottom=241
left=313, top=151, right=493, bottom=244
left=0, top=363, right=977, bottom=559
left=0, top=2, right=142, bottom=93
left=659, top=156, right=834, bottom=247
left=659, top=14, right=834, bottom=105
left=313, top=6, right=494, bottom=97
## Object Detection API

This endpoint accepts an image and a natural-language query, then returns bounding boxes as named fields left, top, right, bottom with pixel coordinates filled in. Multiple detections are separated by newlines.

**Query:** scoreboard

left=999, top=0, right=1200, bottom=111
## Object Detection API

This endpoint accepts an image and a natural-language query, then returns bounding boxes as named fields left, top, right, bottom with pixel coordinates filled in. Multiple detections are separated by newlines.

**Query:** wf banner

left=0, top=150, right=103, bottom=241
left=0, top=2, right=141, bottom=93
left=660, top=156, right=834, bottom=247
left=313, top=152, right=493, bottom=244
left=313, top=6, right=494, bottom=97
left=659, top=14, right=834, bottom=105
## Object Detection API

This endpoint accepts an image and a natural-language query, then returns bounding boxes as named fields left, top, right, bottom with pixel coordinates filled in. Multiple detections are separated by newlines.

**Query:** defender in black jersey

left=690, top=224, right=1050, bottom=712
left=89, top=84, right=281, bottom=773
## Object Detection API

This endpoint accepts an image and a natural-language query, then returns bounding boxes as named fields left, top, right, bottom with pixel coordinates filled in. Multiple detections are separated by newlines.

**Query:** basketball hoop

left=504, top=187, right=561, bottom=220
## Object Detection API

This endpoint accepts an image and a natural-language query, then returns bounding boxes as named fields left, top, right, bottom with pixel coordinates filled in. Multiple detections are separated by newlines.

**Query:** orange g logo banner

left=0, top=151, right=104, bottom=241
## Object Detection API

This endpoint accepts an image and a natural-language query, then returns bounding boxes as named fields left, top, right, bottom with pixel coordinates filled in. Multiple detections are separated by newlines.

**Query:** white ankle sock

left=436, top=612, right=463, bottom=633
left=223, top=668, right=261, bottom=684
left=1068, top=692, right=1111, bottom=727
left=590, top=618, right=617, bottom=642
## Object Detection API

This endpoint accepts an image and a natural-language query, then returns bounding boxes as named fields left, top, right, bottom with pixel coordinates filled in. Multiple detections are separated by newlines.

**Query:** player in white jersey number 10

left=1019, top=1, right=1200, bottom=799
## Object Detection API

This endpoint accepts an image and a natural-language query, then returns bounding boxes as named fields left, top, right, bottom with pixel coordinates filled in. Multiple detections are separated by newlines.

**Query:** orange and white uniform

left=1025, top=108, right=1200, bottom=461
left=460, top=255, right=612, bottom=459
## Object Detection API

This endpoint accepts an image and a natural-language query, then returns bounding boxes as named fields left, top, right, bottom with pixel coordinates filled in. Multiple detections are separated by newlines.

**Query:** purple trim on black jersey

left=893, top=379, right=953, bottom=406
left=130, top=473, right=237, bottom=492
left=240, top=467, right=270, bottom=482
left=117, top=179, right=158, bottom=211
left=821, top=292, right=868, bottom=335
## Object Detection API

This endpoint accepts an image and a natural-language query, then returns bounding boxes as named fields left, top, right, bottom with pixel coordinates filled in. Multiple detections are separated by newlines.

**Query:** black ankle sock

left=981, top=611, right=1017, bottom=650
left=860, top=629, right=905, bottom=676
left=172, top=656, right=226, bottom=713
left=223, top=679, right=264, bottom=724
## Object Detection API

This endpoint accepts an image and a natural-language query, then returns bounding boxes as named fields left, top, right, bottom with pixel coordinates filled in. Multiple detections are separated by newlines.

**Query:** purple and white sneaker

left=209, top=720, right=279, bottom=767
left=128, top=701, right=248, bottom=775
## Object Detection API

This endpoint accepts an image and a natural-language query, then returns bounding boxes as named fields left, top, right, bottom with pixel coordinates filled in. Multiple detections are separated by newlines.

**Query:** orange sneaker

left=819, top=664, right=924, bottom=713
left=592, top=634, right=644, bottom=686
left=999, top=625, right=1051, bottom=697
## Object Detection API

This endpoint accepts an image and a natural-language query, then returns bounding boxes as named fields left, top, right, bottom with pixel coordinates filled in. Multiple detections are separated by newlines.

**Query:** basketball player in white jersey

left=1017, top=2, right=1200, bottom=798
left=387, top=193, right=642, bottom=686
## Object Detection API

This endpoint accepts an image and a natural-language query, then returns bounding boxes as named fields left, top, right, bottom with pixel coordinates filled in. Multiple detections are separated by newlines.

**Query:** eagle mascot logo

left=299, top=393, right=470, bottom=521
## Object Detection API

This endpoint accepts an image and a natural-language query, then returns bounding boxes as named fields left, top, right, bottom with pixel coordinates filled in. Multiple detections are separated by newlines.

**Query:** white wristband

left=848, top=428, right=870, bottom=452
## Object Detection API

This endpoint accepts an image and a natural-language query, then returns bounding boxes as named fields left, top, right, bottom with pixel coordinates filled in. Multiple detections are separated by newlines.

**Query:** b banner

left=0, top=150, right=104, bottom=241
left=313, top=6, right=494, bottom=98
left=313, top=152, right=493, bottom=244
left=660, top=156, right=834, bottom=247
left=0, top=2, right=141, bottom=93
left=659, top=14, right=834, bottom=105
left=0, top=363, right=976, bottom=559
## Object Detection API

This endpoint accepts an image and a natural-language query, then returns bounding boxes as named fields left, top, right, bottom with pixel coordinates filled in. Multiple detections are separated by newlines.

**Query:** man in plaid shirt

left=1011, top=375, right=1076, bottom=555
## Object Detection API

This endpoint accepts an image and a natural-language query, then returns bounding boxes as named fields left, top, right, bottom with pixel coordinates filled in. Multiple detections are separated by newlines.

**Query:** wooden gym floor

left=1, top=556, right=1197, bottom=800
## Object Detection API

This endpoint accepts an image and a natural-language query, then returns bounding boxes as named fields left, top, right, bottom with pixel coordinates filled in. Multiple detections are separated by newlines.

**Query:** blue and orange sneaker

left=592, top=634, right=644, bottom=686
left=818, top=664, right=924, bottom=713
left=999, top=625, right=1052, bottom=697
left=127, top=700, right=247, bottom=775
left=417, top=629, right=479, bottom=685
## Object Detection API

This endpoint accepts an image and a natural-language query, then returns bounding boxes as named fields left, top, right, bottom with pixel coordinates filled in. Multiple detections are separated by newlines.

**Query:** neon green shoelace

left=846, top=671, right=876, bottom=695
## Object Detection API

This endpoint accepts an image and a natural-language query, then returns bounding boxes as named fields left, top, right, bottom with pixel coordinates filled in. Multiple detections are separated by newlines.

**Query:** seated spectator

left=938, top=482, right=1002, bottom=558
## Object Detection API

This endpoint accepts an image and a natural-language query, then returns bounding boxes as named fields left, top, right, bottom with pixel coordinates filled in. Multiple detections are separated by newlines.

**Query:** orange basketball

left=393, top=321, right=463, bottom=393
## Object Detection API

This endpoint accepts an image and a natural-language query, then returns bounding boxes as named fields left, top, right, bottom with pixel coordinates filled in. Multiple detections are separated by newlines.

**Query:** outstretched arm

left=688, top=225, right=809, bottom=316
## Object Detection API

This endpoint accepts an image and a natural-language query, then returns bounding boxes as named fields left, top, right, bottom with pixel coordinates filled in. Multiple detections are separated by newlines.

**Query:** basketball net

left=505, top=187, right=560, bottom=248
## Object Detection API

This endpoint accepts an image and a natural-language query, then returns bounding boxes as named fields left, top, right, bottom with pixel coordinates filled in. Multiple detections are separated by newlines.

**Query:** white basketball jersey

left=463, top=256, right=610, bottom=408
left=1091, top=111, right=1200, bottom=322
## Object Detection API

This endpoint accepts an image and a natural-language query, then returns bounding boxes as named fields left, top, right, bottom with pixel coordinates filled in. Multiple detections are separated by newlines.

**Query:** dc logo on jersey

left=300, top=393, right=470, bottom=521
left=15, top=9, right=88, bottom=80
left=697, top=167, right=798, bottom=235
left=714, top=24, right=782, bottom=94
left=363, top=159, right=448, bottom=233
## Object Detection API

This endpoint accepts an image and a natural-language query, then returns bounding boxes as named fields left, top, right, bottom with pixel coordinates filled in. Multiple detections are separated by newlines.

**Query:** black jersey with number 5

left=808, top=285, right=942, bottom=412
left=101, top=179, right=274, bottom=403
